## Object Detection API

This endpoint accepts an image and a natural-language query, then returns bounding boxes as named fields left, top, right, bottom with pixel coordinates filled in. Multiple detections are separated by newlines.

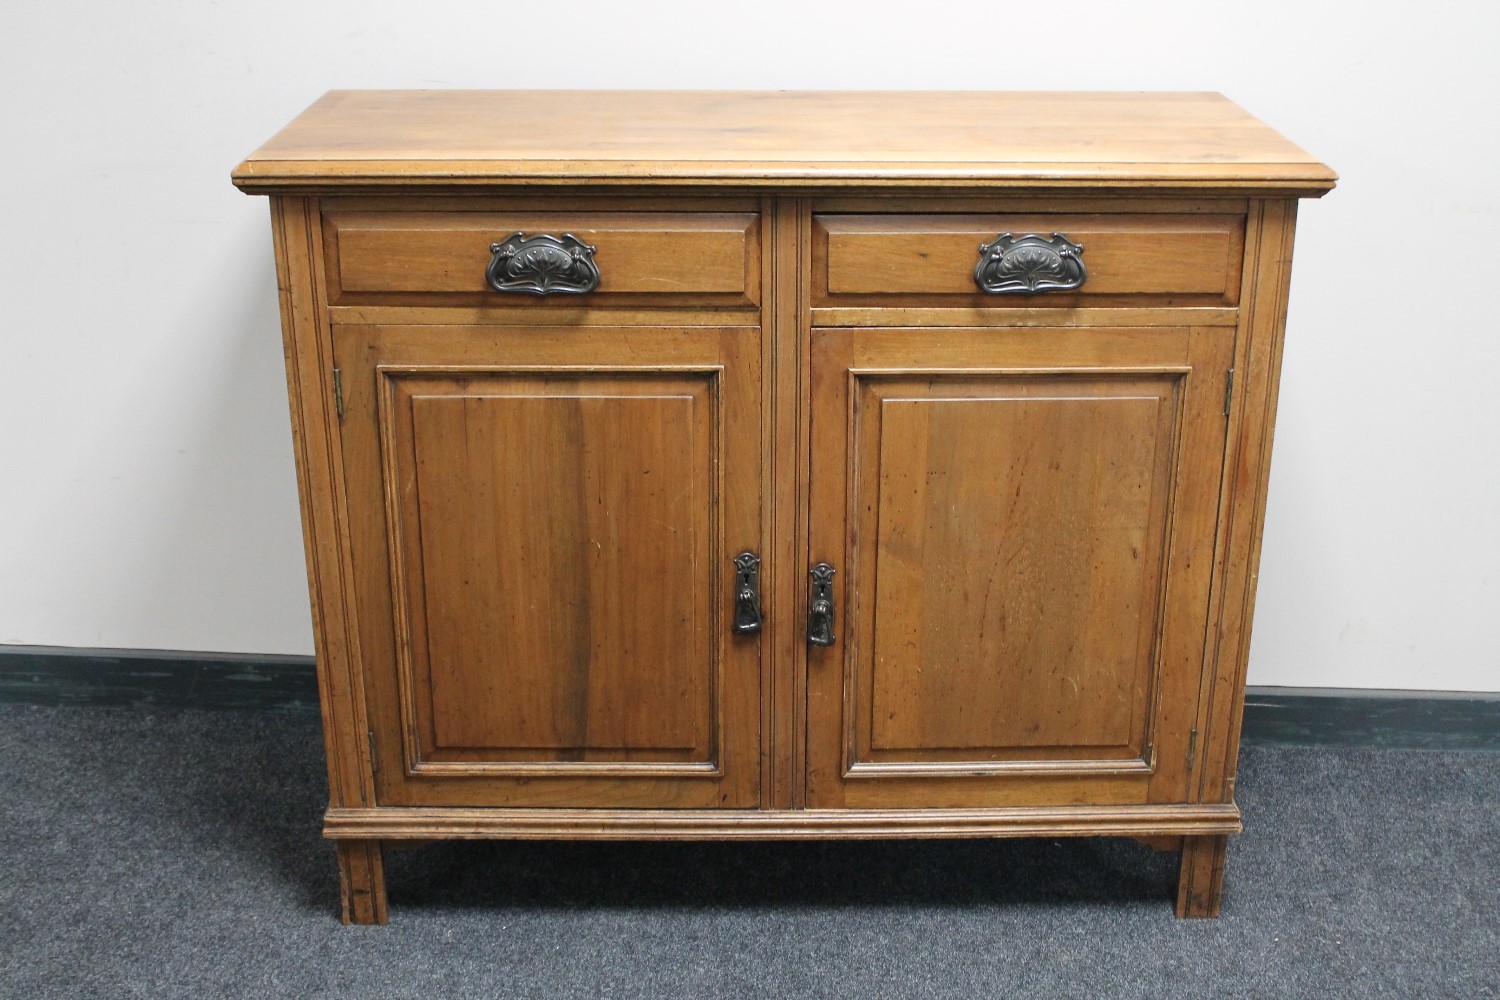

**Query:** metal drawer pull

left=974, top=232, right=1087, bottom=294
left=808, top=563, right=836, bottom=647
left=732, top=551, right=764, bottom=635
left=485, top=232, right=601, bottom=295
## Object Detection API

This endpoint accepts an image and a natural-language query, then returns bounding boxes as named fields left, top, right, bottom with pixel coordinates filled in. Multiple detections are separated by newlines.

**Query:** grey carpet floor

left=0, top=705, right=1495, bottom=999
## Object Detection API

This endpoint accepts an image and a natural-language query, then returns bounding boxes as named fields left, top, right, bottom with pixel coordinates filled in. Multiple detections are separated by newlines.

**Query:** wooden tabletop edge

left=231, top=159, right=1337, bottom=194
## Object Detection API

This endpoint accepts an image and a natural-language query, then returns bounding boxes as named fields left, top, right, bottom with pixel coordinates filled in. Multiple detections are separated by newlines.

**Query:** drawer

left=323, top=211, right=761, bottom=306
left=814, top=214, right=1244, bottom=306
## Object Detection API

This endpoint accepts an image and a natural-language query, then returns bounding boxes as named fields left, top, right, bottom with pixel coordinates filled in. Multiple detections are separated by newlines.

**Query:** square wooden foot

left=1175, top=833, right=1228, bottom=918
left=336, top=840, right=388, bottom=925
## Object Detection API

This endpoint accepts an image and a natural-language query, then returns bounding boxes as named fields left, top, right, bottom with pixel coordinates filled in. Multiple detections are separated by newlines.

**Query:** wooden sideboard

left=232, top=91, right=1334, bottom=923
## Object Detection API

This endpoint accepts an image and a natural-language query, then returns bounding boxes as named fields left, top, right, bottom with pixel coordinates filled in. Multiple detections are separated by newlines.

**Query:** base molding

left=0, top=645, right=317, bottom=712
left=1241, top=687, right=1500, bottom=750
left=322, top=803, right=1243, bottom=841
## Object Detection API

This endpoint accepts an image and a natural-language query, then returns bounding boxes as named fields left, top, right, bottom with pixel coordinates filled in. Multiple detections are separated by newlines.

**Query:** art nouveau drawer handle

left=974, top=232, right=1087, bottom=294
left=485, top=232, right=601, bottom=295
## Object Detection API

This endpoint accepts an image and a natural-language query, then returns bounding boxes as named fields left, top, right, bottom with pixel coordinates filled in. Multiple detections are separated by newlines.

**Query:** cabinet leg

left=1175, top=834, right=1228, bottom=918
left=336, top=840, right=388, bottom=925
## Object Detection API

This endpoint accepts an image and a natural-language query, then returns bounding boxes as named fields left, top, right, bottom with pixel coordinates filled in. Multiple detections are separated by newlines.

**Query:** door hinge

left=1223, top=369, right=1235, bottom=417
left=333, top=367, right=345, bottom=421
left=1187, top=727, right=1199, bottom=770
left=367, top=729, right=378, bottom=775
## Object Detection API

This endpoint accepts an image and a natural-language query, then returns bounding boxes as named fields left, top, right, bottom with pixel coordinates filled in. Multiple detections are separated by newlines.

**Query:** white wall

left=2, top=0, right=1496, bottom=691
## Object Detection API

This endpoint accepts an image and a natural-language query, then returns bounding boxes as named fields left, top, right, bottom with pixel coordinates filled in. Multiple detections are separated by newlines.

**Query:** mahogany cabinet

left=232, top=91, right=1334, bottom=922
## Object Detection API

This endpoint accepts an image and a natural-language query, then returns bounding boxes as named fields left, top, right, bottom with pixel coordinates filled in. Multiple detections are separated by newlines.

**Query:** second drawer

left=814, top=213, right=1244, bottom=306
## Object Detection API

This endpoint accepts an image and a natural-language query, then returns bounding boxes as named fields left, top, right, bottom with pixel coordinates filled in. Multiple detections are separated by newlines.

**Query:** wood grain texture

left=860, top=377, right=1176, bottom=761
left=816, top=213, right=1243, bottom=305
left=806, top=324, right=1234, bottom=809
left=811, top=306, right=1241, bottom=329
left=393, top=374, right=715, bottom=765
left=325, top=210, right=760, bottom=305
left=763, top=197, right=807, bottom=810
left=233, top=91, right=1336, bottom=193
left=324, top=803, right=1242, bottom=840
left=327, top=305, right=761, bottom=327
left=335, top=840, right=387, bottom=925
left=1195, top=200, right=1302, bottom=807
left=334, top=323, right=763, bottom=808
left=1176, top=834, right=1230, bottom=918
left=811, top=195, right=1251, bottom=215
left=271, top=198, right=374, bottom=807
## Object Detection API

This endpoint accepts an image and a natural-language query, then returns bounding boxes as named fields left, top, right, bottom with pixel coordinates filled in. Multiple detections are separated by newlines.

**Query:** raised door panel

left=863, top=377, right=1173, bottom=763
left=395, top=374, right=713, bottom=765
left=336, top=324, right=761, bottom=808
left=806, top=327, right=1233, bottom=809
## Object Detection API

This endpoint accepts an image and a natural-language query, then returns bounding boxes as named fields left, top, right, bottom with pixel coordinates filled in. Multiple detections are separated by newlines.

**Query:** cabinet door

left=806, top=326, right=1233, bottom=809
left=335, top=324, right=762, bottom=808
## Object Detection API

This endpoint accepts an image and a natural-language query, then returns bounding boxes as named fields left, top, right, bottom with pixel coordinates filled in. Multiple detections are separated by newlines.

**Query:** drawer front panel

left=326, top=211, right=761, bottom=306
left=815, top=214, right=1243, bottom=306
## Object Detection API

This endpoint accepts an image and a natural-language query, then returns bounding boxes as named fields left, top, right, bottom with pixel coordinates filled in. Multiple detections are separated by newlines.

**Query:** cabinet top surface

left=231, top=90, right=1335, bottom=194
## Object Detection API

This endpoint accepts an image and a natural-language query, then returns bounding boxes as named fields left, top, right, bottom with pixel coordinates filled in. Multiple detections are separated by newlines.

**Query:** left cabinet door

left=333, top=323, right=763, bottom=808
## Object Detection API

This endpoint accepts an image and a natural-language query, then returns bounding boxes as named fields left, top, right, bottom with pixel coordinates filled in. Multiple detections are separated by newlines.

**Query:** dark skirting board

left=1, top=645, right=1496, bottom=750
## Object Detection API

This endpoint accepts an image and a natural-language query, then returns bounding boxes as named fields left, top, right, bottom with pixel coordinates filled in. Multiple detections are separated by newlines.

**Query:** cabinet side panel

left=269, top=196, right=375, bottom=808
left=1197, top=199, right=1299, bottom=802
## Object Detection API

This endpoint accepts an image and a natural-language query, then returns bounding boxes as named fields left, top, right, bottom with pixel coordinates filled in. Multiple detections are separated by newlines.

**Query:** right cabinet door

left=806, top=325, right=1234, bottom=809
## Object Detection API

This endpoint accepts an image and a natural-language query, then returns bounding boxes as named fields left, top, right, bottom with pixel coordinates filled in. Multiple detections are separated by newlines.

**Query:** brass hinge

left=367, top=730, right=378, bottom=776
left=333, top=367, right=345, bottom=421
left=1223, top=369, right=1235, bottom=417
left=1187, top=727, right=1199, bottom=770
